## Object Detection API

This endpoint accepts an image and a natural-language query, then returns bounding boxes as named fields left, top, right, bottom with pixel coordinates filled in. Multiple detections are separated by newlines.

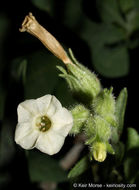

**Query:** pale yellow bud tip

left=92, top=142, right=107, bottom=162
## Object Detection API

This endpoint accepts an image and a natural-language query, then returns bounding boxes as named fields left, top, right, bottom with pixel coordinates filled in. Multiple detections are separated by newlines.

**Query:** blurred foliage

left=124, top=128, right=139, bottom=183
left=31, top=0, right=54, bottom=16
left=0, top=14, right=9, bottom=120
left=0, top=14, right=9, bottom=77
left=68, top=155, right=90, bottom=179
left=0, top=121, right=15, bottom=168
left=0, top=121, right=15, bottom=189
left=27, top=150, right=67, bottom=182
left=0, top=0, right=139, bottom=189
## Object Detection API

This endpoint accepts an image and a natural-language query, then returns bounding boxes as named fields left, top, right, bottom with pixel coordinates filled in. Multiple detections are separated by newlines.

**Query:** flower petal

left=46, top=96, right=62, bottom=117
left=36, top=95, right=52, bottom=114
left=15, top=123, right=39, bottom=149
left=18, top=99, right=39, bottom=116
left=17, top=104, right=33, bottom=123
left=52, top=123, right=73, bottom=137
left=35, top=130, right=65, bottom=155
left=51, top=108, right=73, bottom=136
left=52, top=107, right=73, bottom=126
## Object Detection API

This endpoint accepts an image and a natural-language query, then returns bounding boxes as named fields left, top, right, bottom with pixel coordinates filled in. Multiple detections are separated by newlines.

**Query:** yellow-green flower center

left=35, top=115, right=51, bottom=132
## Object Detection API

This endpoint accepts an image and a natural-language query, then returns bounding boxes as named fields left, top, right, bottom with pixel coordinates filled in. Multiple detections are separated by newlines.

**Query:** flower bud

left=92, top=87, right=117, bottom=127
left=92, top=142, right=107, bottom=162
left=57, top=49, right=101, bottom=104
left=70, top=104, right=90, bottom=135
left=85, top=114, right=111, bottom=146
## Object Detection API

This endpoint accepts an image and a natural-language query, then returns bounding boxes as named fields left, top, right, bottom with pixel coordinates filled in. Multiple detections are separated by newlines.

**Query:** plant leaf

left=31, top=0, right=54, bottom=16
left=119, top=0, right=134, bottom=13
left=27, top=150, right=67, bottom=182
left=81, top=20, right=129, bottom=78
left=126, top=10, right=139, bottom=36
left=63, top=0, right=83, bottom=29
left=113, top=142, right=125, bottom=165
left=127, top=128, right=139, bottom=151
left=124, top=128, right=139, bottom=183
left=124, top=148, right=139, bottom=183
left=11, top=58, right=27, bottom=84
left=134, top=0, right=139, bottom=10
left=68, top=155, right=89, bottom=178
left=0, top=14, right=10, bottom=80
left=96, top=0, right=125, bottom=26
left=0, top=121, right=15, bottom=167
left=115, top=88, right=128, bottom=136
left=93, top=45, right=129, bottom=78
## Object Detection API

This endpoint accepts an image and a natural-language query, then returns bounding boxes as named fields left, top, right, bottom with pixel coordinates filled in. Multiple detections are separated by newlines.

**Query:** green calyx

left=70, top=104, right=90, bottom=135
left=92, top=87, right=117, bottom=127
left=57, top=49, right=101, bottom=104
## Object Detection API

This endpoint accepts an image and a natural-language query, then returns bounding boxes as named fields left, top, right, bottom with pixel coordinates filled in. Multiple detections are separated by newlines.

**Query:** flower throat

left=36, top=115, right=51, bottom=132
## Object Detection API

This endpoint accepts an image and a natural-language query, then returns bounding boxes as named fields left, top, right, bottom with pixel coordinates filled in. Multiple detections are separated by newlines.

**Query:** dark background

left=0, top=0, right=138, bottom=189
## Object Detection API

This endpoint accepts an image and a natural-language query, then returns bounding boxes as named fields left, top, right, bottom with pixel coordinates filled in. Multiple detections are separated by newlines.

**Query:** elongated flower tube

left=20, top=12, right=72, bottom=65
left=15, top=95, right=73, bottom=155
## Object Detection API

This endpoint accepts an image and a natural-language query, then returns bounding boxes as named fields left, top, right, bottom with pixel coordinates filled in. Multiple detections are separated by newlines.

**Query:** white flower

left=15, top=95, right=73, bottom=155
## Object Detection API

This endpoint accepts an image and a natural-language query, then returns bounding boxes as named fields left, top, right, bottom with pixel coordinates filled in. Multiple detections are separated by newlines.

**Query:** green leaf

left=31, top=0, right=54, bottom=16
left=0, top=121, right=15, bottom=167
left=81, top=21, right=126, bottom=46
left=93, top=45, right=129, bottom=78
left=124, top=148, right=139, bottom=183
left=81, top=20, right=129, bottom=78
left=11, top=58, right=27, bottom=84
left=113, top=142, right=125, bottom=164
left=124, top=128, right=139, bottom=183
left=97, top=0, right=125, bottom=26
left=68, top=156, right=89, bottom=178
left=27, top=150, right=67, bottom=182
left=115, top=88, right=128, bottom=135
left=111, top=127, right=119, bottom=144
left=63, top=0, right=83, bottom=29
left=127, top=128, right=139, bottom=151
left=0, top=14, right=9, bottom=40
left=106, top=142, right=115, bottom=155
left=0, top=14, right=10, bottom=79
left=119, top=0, right=134, bottom=13
left=24, top=50, right=60, bottom=99
left=134, top=0, right=139, bottom=10
left=126, top=10, right=139, bottom=36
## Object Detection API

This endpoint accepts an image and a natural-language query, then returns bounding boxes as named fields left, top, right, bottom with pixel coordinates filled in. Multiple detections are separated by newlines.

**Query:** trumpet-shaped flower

left=15, top=95, right=73, bottom=155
